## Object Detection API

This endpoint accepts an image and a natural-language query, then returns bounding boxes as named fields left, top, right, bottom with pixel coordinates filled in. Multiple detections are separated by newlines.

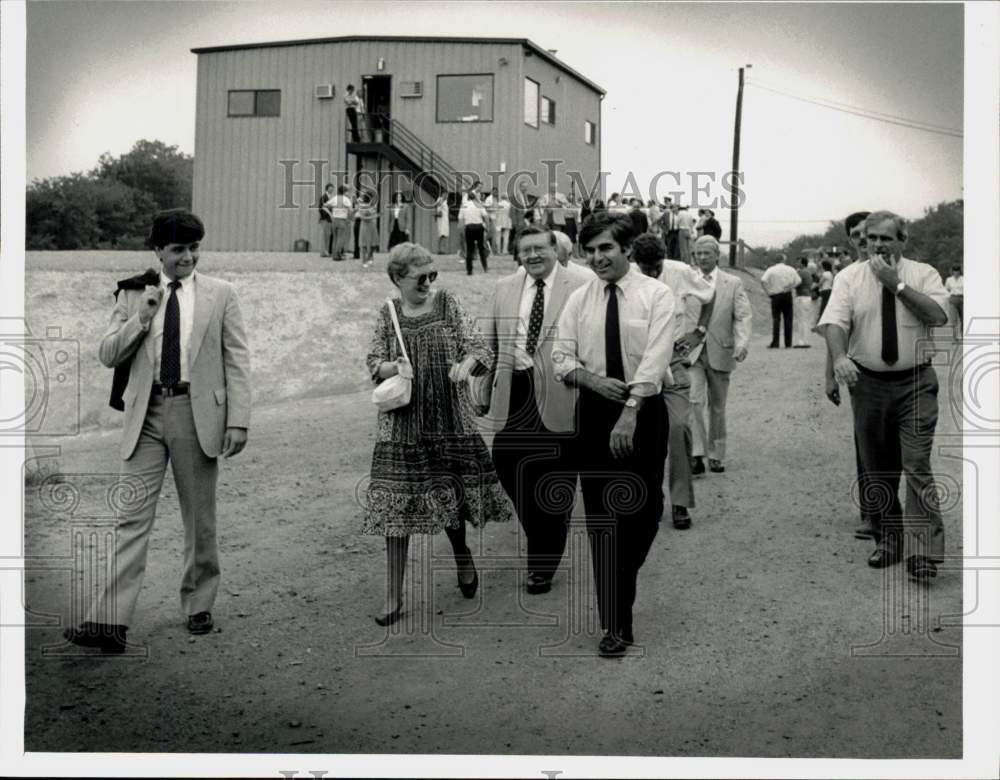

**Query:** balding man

left=687, top=236, right=752, bottom=474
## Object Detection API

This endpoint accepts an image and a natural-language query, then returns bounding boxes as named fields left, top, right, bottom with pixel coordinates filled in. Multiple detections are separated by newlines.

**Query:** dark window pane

left=256, top=90, right=281, bottom=117
left=437, top=75, right=493, bottom=122
left=228, top=90, right=255, bottom=116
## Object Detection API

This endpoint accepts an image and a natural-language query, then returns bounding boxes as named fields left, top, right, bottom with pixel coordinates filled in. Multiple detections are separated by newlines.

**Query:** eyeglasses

left=405, top=270, right=438, bottom=285
left=520, top=246, right=552, bottom=259
left=866, top=234, right=897, bottom=243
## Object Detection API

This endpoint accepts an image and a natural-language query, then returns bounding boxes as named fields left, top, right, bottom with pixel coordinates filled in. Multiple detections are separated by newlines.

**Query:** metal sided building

left=190, top=35, right=605, bottom=251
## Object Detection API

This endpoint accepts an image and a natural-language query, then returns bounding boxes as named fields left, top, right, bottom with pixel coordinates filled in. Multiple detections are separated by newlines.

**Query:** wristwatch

left=624, top=397, right=639, bottom=410
left=895, top=281, right=906, bottom=295
left=695, top=325, right=707, bottom=335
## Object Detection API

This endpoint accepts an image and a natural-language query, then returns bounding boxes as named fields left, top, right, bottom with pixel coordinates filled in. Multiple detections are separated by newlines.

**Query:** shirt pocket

left=625, top=319, right=648, bottom=358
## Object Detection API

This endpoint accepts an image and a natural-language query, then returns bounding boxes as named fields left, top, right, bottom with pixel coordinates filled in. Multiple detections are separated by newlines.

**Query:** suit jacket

left=99, top=273, right=252, bottom=460
left=481, top=262, right=592, bottom=432
left=108, top=268, right=160, bottom=411
left=693, top=270, right=751, bottom=372
left=389, top=204, right=411, bottom=233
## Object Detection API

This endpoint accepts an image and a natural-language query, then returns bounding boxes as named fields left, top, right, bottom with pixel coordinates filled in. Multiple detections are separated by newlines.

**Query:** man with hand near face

left=818, top=210, right=949, bottom=580
left=552, top=212, right=674, bottom=657
left=64, top=209, right=251, bottom=653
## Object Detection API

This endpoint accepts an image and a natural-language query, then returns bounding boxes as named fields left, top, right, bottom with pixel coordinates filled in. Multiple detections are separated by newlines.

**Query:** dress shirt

left=760, top=263, right=800, bottom=295
left=553, top=266, right=675, bottom=397
left=151, top=270, right=196, bottom=383
left=659, top=260, right=716, bottom=334
left=459, top=202, right=486, bottom=225
left=817, top=256, right=950, bottom=371
left=944, top=275, right=963, bottom=296
left=699, top=266, right=719, bottom=289
left=513, top=263, right=560, bottom=370
left=819, top=270, right=834, bottom=292
left=676, top=210, right=696, bottom=235
left=329, top=195, right=351, bottom=220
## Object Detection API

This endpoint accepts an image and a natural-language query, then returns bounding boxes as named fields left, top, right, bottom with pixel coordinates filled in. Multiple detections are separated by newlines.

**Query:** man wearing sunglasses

left=818, top=210, right=950, bottom=581
left=480, top=225, right=591, bottom=596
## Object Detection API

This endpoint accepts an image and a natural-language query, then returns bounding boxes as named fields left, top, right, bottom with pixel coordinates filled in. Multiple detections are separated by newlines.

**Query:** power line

left=747, top=79, right=963, bottom=138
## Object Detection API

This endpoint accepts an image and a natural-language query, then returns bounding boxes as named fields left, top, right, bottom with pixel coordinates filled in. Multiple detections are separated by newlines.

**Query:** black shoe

left=598, top=630, right=634, bottom=658
left=457, top=547, right=479, bottom=599
left=867, top=544, right=902, bottom=568
left=63, top=622, right=127, bottom=654
left=671, top=506, right=692, bottom=529
left=375, top=604, right=403, bottom=627
left=526, top=573, right=552, bottom=595
left=690, top=456, right=705, bottom=475
left=708, top=459, right=725, bottom=473
left=187, top=611, right=213, bottom=634
left=854, top=520, right=876, bottom=539
left=767, top=343, right=779, bottom=349
left=906, top=555, right=938, bottom=581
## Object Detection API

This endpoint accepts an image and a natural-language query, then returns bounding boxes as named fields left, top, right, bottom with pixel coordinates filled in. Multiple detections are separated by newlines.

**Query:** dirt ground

left=22, top=252, right=964, bottom=757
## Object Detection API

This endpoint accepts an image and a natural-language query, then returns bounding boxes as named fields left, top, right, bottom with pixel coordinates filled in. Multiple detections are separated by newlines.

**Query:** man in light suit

left=686, top=235, right=752, bottom=474
left=65, top=209, right=251, bottom=653
left=480, top=225, right=592, bottom=594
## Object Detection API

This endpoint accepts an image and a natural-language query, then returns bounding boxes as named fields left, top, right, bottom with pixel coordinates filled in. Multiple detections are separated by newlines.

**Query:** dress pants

left=662, top=357, right=694, bottom=508
left=769, top=292, right=793, bottom=347
left=666, top=230, right=679, bottom=260
left=464, top=224, right=488, bottom=273
left=849, top=364, right=944, bottom=560
left=331, top=218, right=350, bottom=259
left=353, top=218, right=361, bottom=259
left=792, top=295, right=814, bottom=346
left=678, top=231, right=691, bottom=264
left=688, top=351, right=731, bottom=462
left=576, top=388, right=667, bottom=637
left=319, top=220, right=333, bottom=255
left=491, top=370, right=575, bottom=581
left=86, top=393, right=220, bottom=627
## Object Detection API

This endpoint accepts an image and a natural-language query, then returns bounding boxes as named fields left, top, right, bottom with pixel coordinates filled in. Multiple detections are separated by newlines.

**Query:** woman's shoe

left=457, top=547, right=479, bottom=599
left=375, top=603, right=403, bottom=627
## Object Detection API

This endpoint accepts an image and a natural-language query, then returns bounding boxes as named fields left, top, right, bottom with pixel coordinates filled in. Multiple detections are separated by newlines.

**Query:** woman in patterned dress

left=364, top=242, right=513, bottom=626
left=357, top=193, right=379, bottom=268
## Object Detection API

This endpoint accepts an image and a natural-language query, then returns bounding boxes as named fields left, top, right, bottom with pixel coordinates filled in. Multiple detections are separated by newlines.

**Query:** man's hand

left=673, top=329, right=703, bottom=356
left=221, top=427, right=248, bottom=458
left=448, top=355, right=478, bottom=383
left=868, top=253, right=900, bottom=290
left=733, top=346, right=748, bottom=362
left=583, top=373, right=630, bottom=402
left=609, top=409, right=637, bottom=459
left=138, top=285, right=163, bottom=326
left=832, top=355, right=859, bottom=387
left=825, top=376, right=841, bottom=406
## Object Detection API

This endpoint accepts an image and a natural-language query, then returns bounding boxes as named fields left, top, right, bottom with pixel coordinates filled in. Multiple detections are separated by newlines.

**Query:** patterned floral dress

left=363, top=288, right=514, bottom=536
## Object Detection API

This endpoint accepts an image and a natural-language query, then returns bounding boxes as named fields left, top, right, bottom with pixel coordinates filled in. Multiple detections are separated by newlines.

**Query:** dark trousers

left=353, top=217, right=361, bottom=259
left=491, top=370, right=576, bottom=581
left=818, top=289, right=832, bottom=317
left=576, top=389, right=667, bottom=637
left=346, top=107, right=360, bottom=142
left=665, top=230, right=679, bottom=260
left=849, top=364, right=945, bottom=560
left=769, top=292, right=793, bottom=347
left=464, top=224, right=488, bottom=273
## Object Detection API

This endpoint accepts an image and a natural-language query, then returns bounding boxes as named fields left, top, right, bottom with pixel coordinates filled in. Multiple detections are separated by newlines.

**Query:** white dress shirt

left=817, top=256, right=950, bottom=371
left=329, top=195, right=351, bottom=220
left=659, top=260, right=715, bottom=334
left=151, top=270, right=196, bottom=383
left=760, top=263, right=801, bottom=295
left=459, top=202, right=486, bottom=225
left=513, top=263, right=559, bottom=370
left=553, top=266, right=675, bottom=397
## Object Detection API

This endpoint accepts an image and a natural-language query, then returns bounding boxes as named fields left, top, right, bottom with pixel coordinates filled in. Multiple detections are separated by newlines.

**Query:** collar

left=700, top=266, right=718, bottom=284
left=606, top=264, right=638, bottom=292
left=160, top=270, right=196, bottom=289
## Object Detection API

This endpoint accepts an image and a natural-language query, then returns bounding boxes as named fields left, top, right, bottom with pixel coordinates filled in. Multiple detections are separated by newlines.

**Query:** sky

left=25, top=1, right=966, bottom=247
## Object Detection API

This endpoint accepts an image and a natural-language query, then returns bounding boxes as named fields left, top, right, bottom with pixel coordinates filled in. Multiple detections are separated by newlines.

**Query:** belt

left=853, top=361, right=930, bottom=381
left=151, top=382, right=190, bottom=396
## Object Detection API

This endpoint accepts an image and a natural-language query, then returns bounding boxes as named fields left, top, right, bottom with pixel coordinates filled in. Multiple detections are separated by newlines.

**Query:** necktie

left=525, top=279, right=546, bottom=356
left=605, top=283, right=625, bottom=381
left=881, top=286, right=898, bottom=365
left=160, top=280, right=182, bottom=386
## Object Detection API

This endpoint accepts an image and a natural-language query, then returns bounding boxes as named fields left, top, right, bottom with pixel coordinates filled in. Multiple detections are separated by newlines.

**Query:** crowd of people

left=63, top=201, right=956, bottom=662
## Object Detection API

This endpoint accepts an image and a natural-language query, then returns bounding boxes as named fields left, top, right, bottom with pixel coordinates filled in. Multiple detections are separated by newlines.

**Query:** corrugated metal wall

left=193, top=40, right=601, bottom=251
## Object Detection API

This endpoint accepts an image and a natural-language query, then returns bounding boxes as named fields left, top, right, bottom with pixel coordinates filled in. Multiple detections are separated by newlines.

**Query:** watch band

left=895, top=281, right=906, bottom=295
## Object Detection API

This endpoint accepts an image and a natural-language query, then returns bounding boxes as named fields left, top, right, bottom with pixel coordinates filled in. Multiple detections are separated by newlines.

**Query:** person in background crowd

left=817, top=259, right=835, bottom=317
left=628, top=198, right=649, bottom=237
left=509, top=179, right=537, bottom=267
left=328, top=184, right=353, bottom=261
left=357, top=193, right=379, bottom=269
left=344, top=84, right=364, bottom=143
left=541, top=183, right=568, bottom=233
left=485, top=188, right=503, bottom=254
left=687, top=235, right=752, bottom=475
left=695, top=209, right=708, bottom=237
left=552, top=212, right=675, bottom=657
left=364, top=243, right=513, bottom=626
left=760, top=254, right=800, bottom=348
left=632, top=233, right=715, bottom=530
left=459, top=190, right=489, bottom=275
left=818, top=210, right=949, bottom=580
left=434, top=193, right=451, bottom=255
left=646, top=200, right=662, bottom=237
left=701, top=209, right=723, bottom=241
left=494, top=190, right=513, bottom=255
left=663, top=199, right=679, bottom=259
left=944, top=264, right=963, bottom=336
left=387, top=192, right=411, bottom=251
left=792, top=257, right=817, bottom=347
left=553, top=227, right=574, bottom=266
left=564, top=195, right=579, bottom=254
left=318, top=183, right=335, bottom=258
left=676, top=205, right=696, bottom=264
left=606, top=192, right=622, bottom=213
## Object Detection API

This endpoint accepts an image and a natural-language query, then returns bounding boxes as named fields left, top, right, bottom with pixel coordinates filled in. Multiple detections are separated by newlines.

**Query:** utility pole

left=729, top=64, right=751, bottom=267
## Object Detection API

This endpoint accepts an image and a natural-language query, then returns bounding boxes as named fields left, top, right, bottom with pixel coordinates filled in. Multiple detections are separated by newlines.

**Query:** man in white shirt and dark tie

left=552, top=212, right=675, bottom=657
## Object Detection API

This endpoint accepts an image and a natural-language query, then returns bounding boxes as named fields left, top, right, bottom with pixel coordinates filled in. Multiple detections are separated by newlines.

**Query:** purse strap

left=386, top=297, right=409, bottom=362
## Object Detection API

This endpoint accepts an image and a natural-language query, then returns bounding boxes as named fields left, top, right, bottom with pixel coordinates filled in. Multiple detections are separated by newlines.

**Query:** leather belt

left=151, top=382, right=189, bottom=397
left=853, top=361, right=931, bottom=381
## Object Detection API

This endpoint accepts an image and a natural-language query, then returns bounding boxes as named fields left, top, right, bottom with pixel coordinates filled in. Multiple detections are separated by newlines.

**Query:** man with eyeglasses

left=480, top=225, right=591, bottom=595
left=818, top=210, right=950, bottom=580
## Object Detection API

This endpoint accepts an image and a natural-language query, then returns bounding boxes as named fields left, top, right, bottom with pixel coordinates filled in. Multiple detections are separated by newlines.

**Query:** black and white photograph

left=1, top=1, right=998, bottom=777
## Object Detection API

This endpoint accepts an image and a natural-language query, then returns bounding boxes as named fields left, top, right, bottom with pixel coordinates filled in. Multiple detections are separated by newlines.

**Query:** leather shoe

left=854, top=520, right=876, bottom=539
left=63, top=622, right=127, bottom=654
left=671, top=506, right=692, bottom=529
left=598, top=630, right=634, bottom=657
left=526, top=573, right=552, bottom=595
left=906, top=555, right=938, bottom=581
left=690, top=456, right=706, bottom=475
left=375, top=604, right=403, bottom=627
left=187, top=611, right=213, bottom=634
left=457, top=547, right=479, bottom=599
left=867, top=544, right=902, bottom=568
left=708, top=459, right=725, bottom=473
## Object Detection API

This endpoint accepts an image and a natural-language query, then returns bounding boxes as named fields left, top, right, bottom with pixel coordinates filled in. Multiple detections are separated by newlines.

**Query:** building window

left=585, top=120, right=596, bottom=145
left=541, top=96, right=556, bottom=126
left=524, top=77, right=539, bottom=128
left=436, top=74, right=494, bottom=122
left=227, top=89, right=281, bottom=117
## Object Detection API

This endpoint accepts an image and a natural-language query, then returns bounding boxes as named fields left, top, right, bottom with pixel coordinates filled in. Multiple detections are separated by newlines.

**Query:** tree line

left=26, top=140, right=193, bottom=250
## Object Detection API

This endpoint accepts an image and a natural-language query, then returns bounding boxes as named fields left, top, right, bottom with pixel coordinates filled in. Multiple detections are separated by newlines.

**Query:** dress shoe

left=63, top=622, right=127, bottom=654
left=867, top=544, right=902, bottom=568
left=767, top=343, right=779, bottom=349
left=457, top=547, right=479, bottom=599
left=708, top=459, right=725, bottom=473
left=526, top=573, right=552, bottom=595
left=671, top=506, right=692, bottom=530
left=906, top=555, right=938, bottom=581
left=854, top=520, right=876, bottom=539
left=375, top=604, right=403, bottom=627
left=690, top=456, right=706, bottom=475
left=598, top=629, right=634, bottom=658
left=186, top=611, right=213, bottom=634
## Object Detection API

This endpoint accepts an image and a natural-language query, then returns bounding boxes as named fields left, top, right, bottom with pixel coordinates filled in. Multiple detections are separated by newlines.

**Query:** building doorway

left=362, top=75, right=392, bottom=142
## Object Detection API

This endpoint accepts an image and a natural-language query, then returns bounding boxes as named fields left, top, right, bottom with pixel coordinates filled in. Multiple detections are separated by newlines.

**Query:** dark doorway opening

left=362, top=75, right=392, bottom=142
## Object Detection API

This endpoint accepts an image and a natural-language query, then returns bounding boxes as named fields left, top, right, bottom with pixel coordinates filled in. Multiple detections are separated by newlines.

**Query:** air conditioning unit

left=400, top=81, right=423, bottom=98
left=315, top=84, right=334, bottom=99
